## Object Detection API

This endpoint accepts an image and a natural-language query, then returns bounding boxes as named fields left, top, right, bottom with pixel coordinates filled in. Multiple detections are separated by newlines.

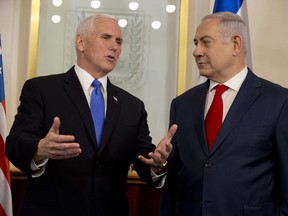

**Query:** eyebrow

left=100, top=33, right=112, bottom=37
left=194, top=35, right=213, bottom=43
left=100, top=33, right=123, bottom=43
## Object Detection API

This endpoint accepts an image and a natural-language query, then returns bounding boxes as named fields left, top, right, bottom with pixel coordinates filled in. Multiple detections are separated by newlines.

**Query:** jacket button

left=96, top=161, right=102, bottom=167
left=205, top=162, right=212, bottom=167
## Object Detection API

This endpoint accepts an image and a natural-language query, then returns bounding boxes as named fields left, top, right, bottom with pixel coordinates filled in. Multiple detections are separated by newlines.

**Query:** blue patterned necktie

left=90, top=80, right=105, bottom=145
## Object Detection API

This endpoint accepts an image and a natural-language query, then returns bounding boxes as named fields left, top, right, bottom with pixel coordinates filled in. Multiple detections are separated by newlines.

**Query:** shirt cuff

left=30, top=158, right=49, bottom=178
left=150, top=168, right=167, bottom=189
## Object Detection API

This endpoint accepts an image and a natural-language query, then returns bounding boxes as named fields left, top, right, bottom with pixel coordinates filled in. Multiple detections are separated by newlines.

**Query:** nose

left=109, top=40, right=121, bottom=52
left=193, top=44, right=205, bottom=58
left=110, top=43, right=117, bottom=52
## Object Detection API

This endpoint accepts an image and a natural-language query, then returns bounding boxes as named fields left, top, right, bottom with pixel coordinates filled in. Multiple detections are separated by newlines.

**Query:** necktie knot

left=215, top=85, right=228, bottom=96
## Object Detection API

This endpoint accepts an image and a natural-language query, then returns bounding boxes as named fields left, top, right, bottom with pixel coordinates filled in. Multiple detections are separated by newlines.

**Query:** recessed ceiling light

left=118, top=19, right=128, bottom=28
left=52, top=15, right=61, bottom=23
left=91, top=0, right=101, bottom=9
left=151, top=21, right=161, bottom=30
left=166, top=4, right=176, bottom=13
left=52, top=0, right=62, bottom=7
left=129, top=2, right=139, bottom=11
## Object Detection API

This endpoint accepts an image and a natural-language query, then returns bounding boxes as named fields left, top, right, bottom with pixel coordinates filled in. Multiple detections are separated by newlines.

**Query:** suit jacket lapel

left=211, top=70, right=262, bottom=154
left=63, top=67, right=98, bottom=148
left=193, top=81, right=210, bottom=156
left=99, top=80, right=121, bottom=152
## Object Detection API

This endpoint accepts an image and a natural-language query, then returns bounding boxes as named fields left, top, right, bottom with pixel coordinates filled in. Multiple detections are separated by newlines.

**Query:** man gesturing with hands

left=6, top=13, right=176, bottom=216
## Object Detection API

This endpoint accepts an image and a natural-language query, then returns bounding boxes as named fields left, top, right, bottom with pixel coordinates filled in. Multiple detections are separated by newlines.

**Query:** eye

left=116, top=38, right=123, bottom=46
left=101, top=35, right=110, bottom=40
left=203, top=40, right=212, bottom=46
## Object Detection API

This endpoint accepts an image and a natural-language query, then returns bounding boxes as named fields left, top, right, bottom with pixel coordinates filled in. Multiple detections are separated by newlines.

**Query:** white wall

left=0, top=0, right=32, bottom=130
left=0, top=0, right=15, bottom=130
left=248, top=0, right=288, bottom=86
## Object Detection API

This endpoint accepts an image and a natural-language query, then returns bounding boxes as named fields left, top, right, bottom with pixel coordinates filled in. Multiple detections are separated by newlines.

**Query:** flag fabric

left=0, top=34, right=13, bottom=216
left=213, top=0, right=243, bottom=14
left=198, top=0, right=252, bottom=84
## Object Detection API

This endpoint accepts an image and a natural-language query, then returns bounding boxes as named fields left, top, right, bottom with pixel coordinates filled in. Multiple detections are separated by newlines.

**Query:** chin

left=199, top=70, right=208, bottom=77
left=104, top=66, right=116, bottom=73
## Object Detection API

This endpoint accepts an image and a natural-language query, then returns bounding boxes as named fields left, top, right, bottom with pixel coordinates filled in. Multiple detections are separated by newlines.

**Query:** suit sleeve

left=130, top=100, right=156, bottom=184
left=159, top=99, right=182, bottom=216
left=6, top=79, right=45, bottom=173
left=275, top=98, right=288, bottom=215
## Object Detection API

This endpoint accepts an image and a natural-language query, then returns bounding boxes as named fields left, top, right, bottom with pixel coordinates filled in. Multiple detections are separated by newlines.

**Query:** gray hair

left=202, top=12, right=248, bottom=53
left=76, top=13, right=118, bottom=36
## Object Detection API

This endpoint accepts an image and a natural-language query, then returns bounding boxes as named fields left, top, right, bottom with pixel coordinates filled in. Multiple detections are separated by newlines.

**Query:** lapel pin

left=113, top=96, right=118, bottom=101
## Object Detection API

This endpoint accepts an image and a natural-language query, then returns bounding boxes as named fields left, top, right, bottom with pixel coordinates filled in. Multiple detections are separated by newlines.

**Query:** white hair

left=202, top=12, right=248, bottom=53
left=76, top=13, right=118, bottom=36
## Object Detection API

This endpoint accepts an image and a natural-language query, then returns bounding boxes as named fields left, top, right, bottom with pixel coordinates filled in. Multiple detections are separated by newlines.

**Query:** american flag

left=0, top=34, right=13, bottom=216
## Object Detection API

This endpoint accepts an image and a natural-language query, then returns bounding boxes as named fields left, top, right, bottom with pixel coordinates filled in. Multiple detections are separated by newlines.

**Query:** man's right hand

left=33, top=117, right=82, bottom=162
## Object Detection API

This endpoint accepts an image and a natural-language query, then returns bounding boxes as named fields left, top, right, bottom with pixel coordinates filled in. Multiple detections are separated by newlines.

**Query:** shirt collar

left=208, top=67, right=248, bottom=92
left=74, top=64, right=108, bottom=93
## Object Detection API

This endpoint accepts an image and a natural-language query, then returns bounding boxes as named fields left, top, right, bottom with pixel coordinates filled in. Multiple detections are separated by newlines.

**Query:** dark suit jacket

left=6, top=67, right=155, bottom=216
left=160, top=69, right=288, bottom=216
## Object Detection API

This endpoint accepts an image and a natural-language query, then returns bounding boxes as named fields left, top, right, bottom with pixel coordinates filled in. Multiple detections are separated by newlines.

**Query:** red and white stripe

left=0, top=41, right=12, bottom=216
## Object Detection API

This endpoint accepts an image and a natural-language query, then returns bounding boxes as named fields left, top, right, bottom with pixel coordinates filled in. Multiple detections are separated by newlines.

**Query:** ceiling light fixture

left=129, top=2, right=139, bottom=11
left=166, top=4, right=176, bottom=13
left=151, top=21, right=161, bottom=30
left=118, top=19, right=128, bottom=28
left=91, top=0, right=101, bottom=9
left=52, top=0, right=62, bottom=7
left=52, top=15, right=61, bottom=23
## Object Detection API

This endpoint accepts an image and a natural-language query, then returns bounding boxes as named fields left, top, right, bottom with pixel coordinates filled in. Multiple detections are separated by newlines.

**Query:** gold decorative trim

left=177, top=0, right=189, bottom=95
left=27, top=0, right=40, bottom=78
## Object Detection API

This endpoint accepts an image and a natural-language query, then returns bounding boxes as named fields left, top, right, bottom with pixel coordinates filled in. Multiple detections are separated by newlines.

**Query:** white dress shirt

left=74, top=64, right=108, bottom=114
left=205, top=67, right=248, bottom=122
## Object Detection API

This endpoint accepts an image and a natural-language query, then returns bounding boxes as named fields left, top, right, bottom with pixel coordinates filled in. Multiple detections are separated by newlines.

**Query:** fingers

left=157, top=124, right=177, bottom=154
left=139, top=153, right=168, bottom=174
left=138, top=154, right=164, bottom=172
left=36, top=136, right=81, bottom=161
left=34, top=117, right=82, bottom=161
left=154, top=125, right=177, bottom=161
left=45, top=143, right=82, bottom=160
left=49, top=117, right=61, bottom=134
left=166, top=124, right=178, bottom=140
left=156, top=143, right=172, bottom=159
left=138, top=151, right=169, bottom=174
left=138, top=124, right=178, bottom=173
left=138, top=155, right=152, bottom=165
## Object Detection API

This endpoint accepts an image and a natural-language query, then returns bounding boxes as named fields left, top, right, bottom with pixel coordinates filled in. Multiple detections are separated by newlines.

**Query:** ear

left=231, top=35, right=243, bottom=56
left=75, top=34, right=85, bottom=52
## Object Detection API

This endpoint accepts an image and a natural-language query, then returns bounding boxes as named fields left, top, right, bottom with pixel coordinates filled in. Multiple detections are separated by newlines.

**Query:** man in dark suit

left=6, top=13, right=176, bottom=216
left=160, top=12, right=288, bottom=216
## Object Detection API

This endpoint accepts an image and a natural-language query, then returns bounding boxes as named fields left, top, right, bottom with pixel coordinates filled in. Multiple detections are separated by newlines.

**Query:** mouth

left=106, top=55, right=115, bottom=62
left=197, top=62, right=206, bottom=66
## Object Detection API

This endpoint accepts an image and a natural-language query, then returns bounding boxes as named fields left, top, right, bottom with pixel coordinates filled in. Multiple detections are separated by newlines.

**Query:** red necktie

left=205, top=85, right=228, bottom=151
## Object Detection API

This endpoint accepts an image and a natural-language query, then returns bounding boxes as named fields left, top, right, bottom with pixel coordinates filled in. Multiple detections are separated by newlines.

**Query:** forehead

left=93, top=18, right=123, bottom=37
left=194, top=18, right=222, bottom=39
